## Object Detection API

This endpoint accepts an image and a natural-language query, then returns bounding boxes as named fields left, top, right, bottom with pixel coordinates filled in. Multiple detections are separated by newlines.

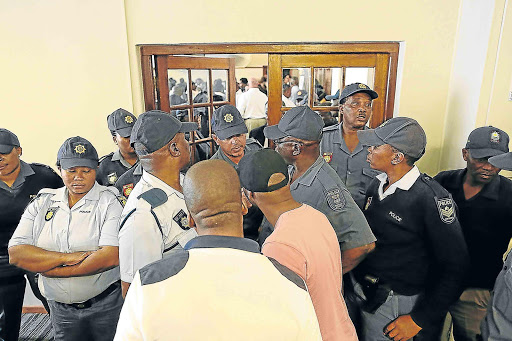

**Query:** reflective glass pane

left=345, top=67, right=375, bottom=89
left=314, top=68, right=343, bottom=107
left=171, top=108, right=190, bottom=123
left=193, top=106, right=211, bottom=138
left=191, top=70, right=210, bottom=104
left=286, top=68, right=310, bottom=106
left=212, top=70, right=228, bottom=102
left=168, top=69, right=190, bottom=105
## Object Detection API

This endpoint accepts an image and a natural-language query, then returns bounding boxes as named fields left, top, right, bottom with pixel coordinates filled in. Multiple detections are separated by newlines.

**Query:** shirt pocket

left=359, top=168, right=381, bottom=194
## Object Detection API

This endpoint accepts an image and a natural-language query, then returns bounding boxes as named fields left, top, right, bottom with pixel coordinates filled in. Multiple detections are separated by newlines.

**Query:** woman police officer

left=8, top=136, right=124, bottom=341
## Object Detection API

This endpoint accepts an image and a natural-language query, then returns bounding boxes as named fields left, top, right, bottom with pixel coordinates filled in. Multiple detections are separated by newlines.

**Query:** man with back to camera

left=434, top=126, right=512, bottom=341
left=262, top=106, right=376, bottom=274
left=238, top=148, right=357, bottom=341
left=321, top=83, right=381, bottom=209
left=237, top=77, right=268, bottom=133
left=352, top=117, right=469, bottom=340
left=210, top=104, right=263, bottom=241
left=118, top=110, right=198, bottom=298
left=96, top=108, right=138, bottom=186
left=114, top=160, right=322, bottom=340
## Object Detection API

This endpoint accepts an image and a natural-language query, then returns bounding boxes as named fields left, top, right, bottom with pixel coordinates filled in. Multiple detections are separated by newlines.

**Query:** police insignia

left=358, top=84, right=367, bottom=89
left=74, top=144, right=86, bottom=154
left=436, top=197, right=456, bottom=224
left=323, top=152, right=333, bottom=163
left=224, top=113, right=234, bottom=123
left=123, top=183, right=134, bottom=197
left=125, top=116, right=134, bottom=124
left=117, top=195, right=127, bottom=207
left=45, top=207, right=58, bottom=221
left=173, top=209, right=190, bottom=230
left=326, top=188, right=345, bottom=212
left=490, top=131, right=500, bottom=143
left=364, top=196, right=372, bottom=210
left=107, top=172, right=118, bottom=185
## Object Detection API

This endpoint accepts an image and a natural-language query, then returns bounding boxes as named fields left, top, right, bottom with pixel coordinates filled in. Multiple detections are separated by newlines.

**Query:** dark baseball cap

left=131, top=110, right=197, bottom=156
left=0, top=128, right=20, bottom=154
left=238, top=148, right=289, bottom=193
left=489, top=152, right=512, bottom=171
left=465, top=126, right=509, bottom=159
left=212, top=105, right=248, bottom=140
left=339, top=83, right=378, bottom=102
left=264, top=106, right=324, bottom=141
left=107, top=108, right=137, bottom=137
left=357, top=117, right=427, bottom=158
left=57, top=136, right=99, bottom=169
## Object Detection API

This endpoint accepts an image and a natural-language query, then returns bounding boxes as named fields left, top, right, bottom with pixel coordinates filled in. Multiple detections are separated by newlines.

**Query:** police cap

left=465, top=126, right=509, bottom=159
left=57, top=136, right=99, bottom=169
left=212, top=105, right=248, bottom=140
left=264, top=106, right=324, bottom=141
left=238, top=148, right=289, bottom=193
left=339, top=83, right=378, bottom=102
left=0, top=128, right=20, bottom=154
left=107, top=108, right=137, bottom=138
left=489, top=152, right=512, bottom=170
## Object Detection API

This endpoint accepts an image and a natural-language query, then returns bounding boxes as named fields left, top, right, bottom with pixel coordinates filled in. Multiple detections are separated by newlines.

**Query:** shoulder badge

left=107, top=172, right=118, bottom=185
left=364, top=196, right=372, bottom=210
left=326, top=188, right=346, bottom=212
left=117, top=195, right=127, bottom=207
left=436, top=197, right=456, bottom=224
left=173, top=209, right=190, bottom=230
left=123, top=183, right=134, bottom=197
left=45, top=207, right=58, bottom=221
left=323, top=152, right=333, bottom=163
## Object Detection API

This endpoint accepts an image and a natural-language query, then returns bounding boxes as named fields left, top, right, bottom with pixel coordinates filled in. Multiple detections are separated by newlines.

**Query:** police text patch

left=326, top=188, right=346, bottom=212
left=436, top=197, right=456, bottom=224
left=173, top=209, right=190, bottom=230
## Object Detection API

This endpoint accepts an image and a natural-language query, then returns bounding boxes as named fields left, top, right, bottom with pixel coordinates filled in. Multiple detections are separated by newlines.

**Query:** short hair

left=240, top=78, right=248, bottom=85
left=391, top=146, right=420, bottom=166
left=110, top=130, right=117, bottom=138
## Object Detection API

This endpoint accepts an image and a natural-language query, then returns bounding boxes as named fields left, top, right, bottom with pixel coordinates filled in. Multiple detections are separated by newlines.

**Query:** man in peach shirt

left=239, top=148, right=358, bottom=341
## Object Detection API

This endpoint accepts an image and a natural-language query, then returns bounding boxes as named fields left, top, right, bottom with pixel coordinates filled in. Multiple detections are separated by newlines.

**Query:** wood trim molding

left=22, top=306, right=48, bottom=314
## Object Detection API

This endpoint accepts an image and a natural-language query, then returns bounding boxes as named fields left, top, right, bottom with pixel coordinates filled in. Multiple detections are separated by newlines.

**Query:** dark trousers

left=0, top=276, right=26, bottom=341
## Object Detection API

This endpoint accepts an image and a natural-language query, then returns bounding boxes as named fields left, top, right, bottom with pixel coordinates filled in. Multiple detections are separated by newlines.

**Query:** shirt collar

left=0, top=161, right=35, bottom=191
left=141, top=170, right=184, bottom=199
left=184, top=235, right=260, bottom=253
left=333, top=124, right=366, bottom=154
left=112, top=150, right=132, bottom=168
left=377, top=165, right=420, bottom=200
left=290, top=155, right=324, bottom=188
left=52, top=182, right=102, bottom=208
left=133, top=162, right=143, bottom=176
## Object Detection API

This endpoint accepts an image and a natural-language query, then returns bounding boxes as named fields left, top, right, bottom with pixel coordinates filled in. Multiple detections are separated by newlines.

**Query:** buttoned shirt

left=376, top=166, right=420, bottom=200
left=320, top=124, right=381, bottom=208
left=118, top=170, right=197, bottom=283
left=97, top=149, right=134, bottom=186
left=9, top=183, right=122, bottom=304
left=236, top=88, right=268, bottom=119
left=0, top=160, right=35, bottom=195
left=210, top=138, right=262, bottom=168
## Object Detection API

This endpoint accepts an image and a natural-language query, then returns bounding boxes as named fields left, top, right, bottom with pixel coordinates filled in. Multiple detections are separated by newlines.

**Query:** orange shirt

left=263, top=204, right=358, bottom=341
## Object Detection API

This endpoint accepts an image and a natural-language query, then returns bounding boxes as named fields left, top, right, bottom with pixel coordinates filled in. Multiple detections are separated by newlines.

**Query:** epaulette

left=137, top=188, right=168, bottom=209
left=246, top=137, right=262, bottom=147
left=99, top=152, right=115, bottom=163
left=420, top=173, right=451, bottom=198
left=38, top=188, right=59, bottom=196
left=322, top=123, right=340, bottom=133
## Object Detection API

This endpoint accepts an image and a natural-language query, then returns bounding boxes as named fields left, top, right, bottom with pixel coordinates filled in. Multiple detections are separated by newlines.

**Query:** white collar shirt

left=118, top=170, right=196, bottom=283
left=376, top=165, right=420, bottom=200
left=236, top=88, right=268, bottom=119
left=9, top=183, right=122, bottom=303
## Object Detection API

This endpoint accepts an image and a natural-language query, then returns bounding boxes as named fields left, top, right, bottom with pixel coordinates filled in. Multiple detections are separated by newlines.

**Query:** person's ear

left=292, top=143, right=301, bottom=156
left=112, top=135, right=119, bottom=146
left=391, top=152, right=404, bottom=165
left=212, top=134, right=220, bottom=146
left=169, top=142, right=181, bottom=157
left=462, top=148, right=469, bottom=161
left=15, top=147, right=22, bottom=157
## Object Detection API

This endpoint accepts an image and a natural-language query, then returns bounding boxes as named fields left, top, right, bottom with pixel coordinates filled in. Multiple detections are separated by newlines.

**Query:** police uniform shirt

left=290, top=155, right=375, bottom=251
left=96, top=150, right=133, bottom=186
left=481, top=250, right=512, bottom=340
left=320, top=124, right=381, bottom=208
left=0, top=161, right=63, bottom=278
left=115, top=235, right=322, bottom=340
left=434, top=169, right=512, bottom=290
left=8, top=183, right=122, bottom=304
left=354, top=167, right=469, bottom=328
left=118, top=170, right=197, bottom=284
left=115, top=162, right=142, bottom=198
left=210, top=138, right=262, bottom=168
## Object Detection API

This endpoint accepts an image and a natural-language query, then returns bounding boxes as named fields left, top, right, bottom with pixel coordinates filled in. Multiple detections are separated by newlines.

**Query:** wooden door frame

left=139, top=42, right=399, bottom=126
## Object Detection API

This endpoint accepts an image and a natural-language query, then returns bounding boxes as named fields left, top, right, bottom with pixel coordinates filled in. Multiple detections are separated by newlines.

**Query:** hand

left=384, top=315, right=422, bottom=341
left=62, top=251, right=93, bottom=266
left=241, top=189, right=252, bottom=213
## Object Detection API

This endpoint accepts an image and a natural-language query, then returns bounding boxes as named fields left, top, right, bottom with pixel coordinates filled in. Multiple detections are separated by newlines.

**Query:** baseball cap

left=0, top=128, right=20, bottom=154
left=264, top=106, right=324, bottom=141
left=131, top=110, right=197, bottom=156
left=325, top=89, right=340, bottom=101
left=238, top=148, right=289, bottom=193
left=339, top=83, right=378, bottom=102
left=357, top=117, right=427, bottom=158
left=212, top=105, right=248, bottom=140
left=465, top=126, right=509, bottom=159
left=107, top=108, right=137, bottom=137
left=489, top=152, right=512, bottom=171
left=57, top=136, right=99, bottom=169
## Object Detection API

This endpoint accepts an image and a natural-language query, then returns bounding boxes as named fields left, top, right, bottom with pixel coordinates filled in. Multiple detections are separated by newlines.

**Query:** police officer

left=263, top=106, right=376, bottom=273
left=114, top=162, right=142, bottom=198
left=118, top=110, right=198, bottom=297
left=97, top=108, right=138, bottom=186
left=9, top=136, right=124, bottom=341
left=321, top=83, right=380, bottom=209
left=0, top=128, right=63, bottom=341
left=353, top=117, right=469, bottom=340
left=210, top=104, right=263, bottom=241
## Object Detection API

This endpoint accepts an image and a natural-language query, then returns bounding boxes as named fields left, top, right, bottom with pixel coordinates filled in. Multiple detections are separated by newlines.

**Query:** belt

left=66, top=281, right=120, bottom=309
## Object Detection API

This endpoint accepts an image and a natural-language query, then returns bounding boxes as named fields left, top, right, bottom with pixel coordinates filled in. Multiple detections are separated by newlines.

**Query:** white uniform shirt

left=282, top=95, right=296, bottom=107
left=118, top=170, right=197, bottom=283
left=236, top=88, right=268, bottom=119
left=376, top=165, right=421, bottom=200
left=9, top=183, right=122, bottom=304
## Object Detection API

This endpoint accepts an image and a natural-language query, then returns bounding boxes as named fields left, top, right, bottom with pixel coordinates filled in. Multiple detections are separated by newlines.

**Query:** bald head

left=183, top=160, right=243, bottom=235
left=249, top=77, right=259, bottom=88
